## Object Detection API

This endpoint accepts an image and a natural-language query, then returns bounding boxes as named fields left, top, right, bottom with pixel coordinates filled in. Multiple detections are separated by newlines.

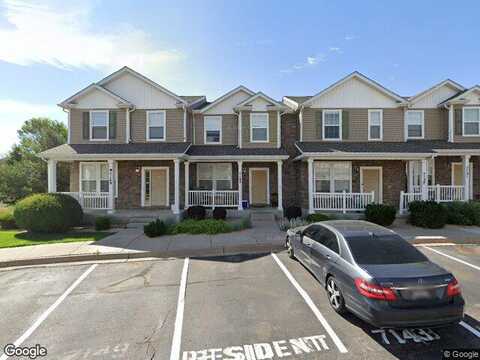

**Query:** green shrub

left=364, top=204, right=397, bottom=226
left=284, top=206, right=302, bottom=220
left=212, top=207, right=227, bottom=220
left=144, top=219, right=168, bottom=238
left=14, top=193, right=83, bottom=233
left=172, top=219, right=231, bottom=235
left=0, top=208, right=17, bottom=229
left=445, top=201, right=480, bottom=226
left=231, top=215, right=252, bottom=231
left=408, top=201, right=447, bottom=229
left=306, top=213, right=330, bottom=223
left=95, top=216, right=111, bottom=231
left=185, top=206, right=206, bottom=220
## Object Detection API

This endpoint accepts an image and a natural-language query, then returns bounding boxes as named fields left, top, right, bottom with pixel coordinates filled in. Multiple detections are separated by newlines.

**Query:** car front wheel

left=326, top=277, right=346, bottom=314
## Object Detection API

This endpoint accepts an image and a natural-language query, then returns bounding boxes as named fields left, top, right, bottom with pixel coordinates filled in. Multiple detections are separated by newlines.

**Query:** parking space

left=0, top=246, right=479, bottom=360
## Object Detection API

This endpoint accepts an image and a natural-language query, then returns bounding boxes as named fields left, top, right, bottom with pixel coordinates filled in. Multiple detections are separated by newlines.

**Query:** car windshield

left=346, top=234, right=428, bottom=265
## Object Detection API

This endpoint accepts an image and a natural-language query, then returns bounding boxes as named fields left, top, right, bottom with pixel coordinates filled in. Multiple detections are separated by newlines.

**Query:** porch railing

left=59, top=192, right=110, bottom=210
left=188, top=190, right=239, bottom=207
left=400, top=185, right=465, bottom=214
left=313, top=191, right=375, bottom=213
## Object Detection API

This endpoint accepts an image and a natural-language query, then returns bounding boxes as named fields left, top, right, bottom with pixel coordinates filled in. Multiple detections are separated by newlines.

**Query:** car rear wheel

left=286, top=237, right=295, bottom=259
left=326, top=277, right=346, bottom=314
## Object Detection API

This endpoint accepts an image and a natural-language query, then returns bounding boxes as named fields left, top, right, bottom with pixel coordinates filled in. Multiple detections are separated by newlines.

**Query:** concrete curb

left=0, top=243, right=286, bottom=268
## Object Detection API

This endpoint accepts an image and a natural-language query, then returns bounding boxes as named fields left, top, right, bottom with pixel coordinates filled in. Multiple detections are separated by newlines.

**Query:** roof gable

left=235, top=92, right=287, bottom=111
left=409, top=79, right=465, bottom=108
left=444, top=86, right=480, bottom=105
left=98, top=66, right=187, bottom=108
left=199, top=86, right=255, bottom=114
left=59, top=84, right=131, bottom=109
left=303, top=71, right=406, bottom=109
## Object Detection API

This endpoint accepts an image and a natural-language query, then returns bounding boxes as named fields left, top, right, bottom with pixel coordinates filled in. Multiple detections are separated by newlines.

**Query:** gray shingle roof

left=187, top=145, right=288, bottom=156
left=296, top=140, right=480, bottom=154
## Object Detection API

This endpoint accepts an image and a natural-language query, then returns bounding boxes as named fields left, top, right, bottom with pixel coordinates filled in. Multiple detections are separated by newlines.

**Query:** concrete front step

left=250, top=212, right=276, bottom=222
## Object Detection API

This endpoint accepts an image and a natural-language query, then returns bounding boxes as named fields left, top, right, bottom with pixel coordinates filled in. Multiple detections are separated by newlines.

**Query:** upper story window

left=368, top=109, right=383, bottom=141
left=250, top=113, right=269, bottom=142
left=90, top=111, right=109, bottom=141
left=147, top=110, right=166, bottom=141
left=80, top=162, right=109, bottom=193
left=204, top=116, right=222, bottom=144
left=197, top=163, right=232, bottom=190
left=314, top=162, right=351, bottom=193
left=405, top=110, right=424, bottom=139
left=323, top=110, right=342, bottom=140
left=463, top=107, right=480, bottom=136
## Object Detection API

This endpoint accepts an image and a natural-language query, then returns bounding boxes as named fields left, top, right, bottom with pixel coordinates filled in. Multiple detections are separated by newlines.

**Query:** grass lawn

left=0, top=230, right=111, bottom=249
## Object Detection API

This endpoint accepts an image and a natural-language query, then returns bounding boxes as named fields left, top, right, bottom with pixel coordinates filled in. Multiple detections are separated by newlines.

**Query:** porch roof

left=186, top=145, right=289, bottom=160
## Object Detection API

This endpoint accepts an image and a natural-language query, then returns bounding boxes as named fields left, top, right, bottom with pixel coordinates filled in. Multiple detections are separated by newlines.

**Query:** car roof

left=312, top=220, right=396, bottom=238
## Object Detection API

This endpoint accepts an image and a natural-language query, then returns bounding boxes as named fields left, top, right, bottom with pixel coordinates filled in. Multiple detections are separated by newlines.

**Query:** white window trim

left=204, top=116, right=222, bottom=144
left=249, top=113, right=270, bottom=143
left=405, top=110, right=425, bottom=140
left=89, top=110, right=109, bottom=141
left=368, top=109, right=383, bottom=141
left=196, top=163, right=232, bottom=189
left=79, top=162, right=109, bottom=193
left=462, top=107, right=480, bottom=137
left=146, top=110, right=166, bottom=142
left=313, top=161, right=352, bottom=193
left=322, top=109, right=342, bottom=141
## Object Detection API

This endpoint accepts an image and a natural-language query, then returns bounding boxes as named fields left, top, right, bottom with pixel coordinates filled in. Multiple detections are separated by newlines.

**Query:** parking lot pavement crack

left=102, top=263, right=155, bottom=291
left=140, top=306, right=173, bottom=360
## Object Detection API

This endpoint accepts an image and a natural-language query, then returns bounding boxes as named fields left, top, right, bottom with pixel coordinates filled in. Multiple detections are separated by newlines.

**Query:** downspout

left=299, top=106, right=304, bottom=142
left=127, top=106, right=136, bottom=143
left=183, top=105, right=187, bottom=142
left=444, top=103, right=454, bottom=143
left=63, top=108, right=70, bottom=144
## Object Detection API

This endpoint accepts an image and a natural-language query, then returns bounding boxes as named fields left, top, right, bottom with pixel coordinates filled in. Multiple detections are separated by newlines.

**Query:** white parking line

left=460, top=321, right=480, bottom=338
left=422, top=246, right=480, bottom=271
left=271, top=253, right=348, bottom=354
left=170, top=257, right=190, bottom=360
left=0, top=264, right=97, bottom=360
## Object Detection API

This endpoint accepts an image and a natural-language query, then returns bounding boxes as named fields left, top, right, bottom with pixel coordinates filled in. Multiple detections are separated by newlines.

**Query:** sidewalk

left=0, top=216, right=285, bottom=268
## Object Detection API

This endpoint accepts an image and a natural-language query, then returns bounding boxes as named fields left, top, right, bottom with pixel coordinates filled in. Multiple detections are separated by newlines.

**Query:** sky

left=1, top=0, right=480, bottom=155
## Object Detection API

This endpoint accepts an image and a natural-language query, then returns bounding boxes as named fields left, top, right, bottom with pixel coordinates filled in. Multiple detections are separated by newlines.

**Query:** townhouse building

left=40, top=68, right=480, bottom=215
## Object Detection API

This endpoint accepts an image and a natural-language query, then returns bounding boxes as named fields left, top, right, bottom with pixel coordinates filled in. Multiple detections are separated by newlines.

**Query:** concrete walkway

left=0, top=215, right=285, bottom=268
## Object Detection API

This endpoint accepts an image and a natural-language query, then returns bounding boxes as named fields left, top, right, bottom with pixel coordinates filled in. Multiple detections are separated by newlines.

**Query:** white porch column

left=448, top=105, right=454, bottom=143
left=237, top=161, right=243, bottom=210
left=107, top=159, right=116, bottom=213
left=420, top=159, right=429, bottom=200
left=277, top=160, right=283, bottom=211
left=184, top=161, right=189, bottom=209
left=308, top=158, right=314, bottom=214
left=463, top=154, right=471, bottom=201
left=47, top=159, right=57, bottom=193
left=173, top=159, right=180, bottom=214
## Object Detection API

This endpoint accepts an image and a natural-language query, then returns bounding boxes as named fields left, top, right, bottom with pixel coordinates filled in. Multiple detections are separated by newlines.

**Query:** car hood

left=361, top=261, right=449, bottom=280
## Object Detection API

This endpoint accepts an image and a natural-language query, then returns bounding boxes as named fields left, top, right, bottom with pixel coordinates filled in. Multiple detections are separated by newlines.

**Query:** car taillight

left=355, top=278, right=397, bottom=301
left=447, top=278, right=461, bottom=297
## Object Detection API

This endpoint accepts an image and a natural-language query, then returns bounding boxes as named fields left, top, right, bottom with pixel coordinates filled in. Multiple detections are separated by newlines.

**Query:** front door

left=143, top=167, right=169, bottom=207
left=250, top=168, right=269, bottom=206
left=452, top=162, right=473, bottom=197
left=361, top=167, right=382, bottom=203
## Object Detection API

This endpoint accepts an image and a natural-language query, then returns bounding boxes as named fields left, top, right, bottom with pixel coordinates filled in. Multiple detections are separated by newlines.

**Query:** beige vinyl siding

left=69, top=108, right=126, bottom=144
left=301, top=107, right=404, bottom=142
left=242, top=111, right=278, bottom=148
left=423, top=108, right=448, bottom=140
left=131, top=109, right=184, bottom=142
left=453, top=105, right=480, bottom=143
left=193, top=114, right=238, bottom=145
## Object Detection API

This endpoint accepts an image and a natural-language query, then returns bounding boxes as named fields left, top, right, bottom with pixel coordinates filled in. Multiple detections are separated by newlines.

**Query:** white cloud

left=0, top=0, right=184, bottom=78
left=0, top=99, right=65, bottom=155
left=344, top=34, right=357, bottom=41
left=307, top=57, right=317, bottom=65
left=329, top=47, right=342, bottom=53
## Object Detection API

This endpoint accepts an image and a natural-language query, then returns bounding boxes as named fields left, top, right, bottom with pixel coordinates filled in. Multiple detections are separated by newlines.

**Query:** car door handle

left=325, top=254, right=331, bottom=260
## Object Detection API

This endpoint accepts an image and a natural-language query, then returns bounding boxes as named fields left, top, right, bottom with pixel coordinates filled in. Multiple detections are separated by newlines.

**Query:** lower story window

left=80, top=163, right=109, bottom=193
left=197, top=163, right=232, bottom=190
left=314, top=162, right=351, bottom=193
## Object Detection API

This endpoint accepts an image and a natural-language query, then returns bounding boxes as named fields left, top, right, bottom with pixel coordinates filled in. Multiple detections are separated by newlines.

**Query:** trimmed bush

left=186, top=206, right=206, bottom=220
left=0, top=208, right=17, bottom=229
left=212, top=207, right=227, bottom=220
left=306, top=213, right=330, bottom=223
left=14, top=193, right=83, bottom=233
left=364, top=204, right=397, bottom=226
left=408, top=201, right=447, bottom=229
left=445, top=201, right=480, bottom=226
left=172, top=219, right=231, bottom=235
left=95, top=216, right=111, bottom=231
left=284, top=206, right=302, bottom=220
left=144, top=219, right=168, bottom=238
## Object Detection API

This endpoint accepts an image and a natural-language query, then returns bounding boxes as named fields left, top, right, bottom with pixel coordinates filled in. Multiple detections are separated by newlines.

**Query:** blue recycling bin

left=242, top=200, right=249, bottom=209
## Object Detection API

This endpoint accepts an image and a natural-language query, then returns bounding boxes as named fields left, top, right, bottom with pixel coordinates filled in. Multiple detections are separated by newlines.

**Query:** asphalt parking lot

left=0, top=245, right=479, bottom=360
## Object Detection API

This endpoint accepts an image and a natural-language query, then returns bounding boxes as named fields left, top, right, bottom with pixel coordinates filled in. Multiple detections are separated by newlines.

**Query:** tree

left=0, top=118, right=68, bottom=204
